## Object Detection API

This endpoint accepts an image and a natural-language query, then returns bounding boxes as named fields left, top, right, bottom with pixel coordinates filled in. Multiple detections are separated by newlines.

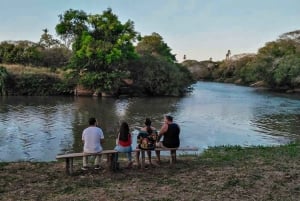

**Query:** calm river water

left=1, top=82, right=300, bottom=162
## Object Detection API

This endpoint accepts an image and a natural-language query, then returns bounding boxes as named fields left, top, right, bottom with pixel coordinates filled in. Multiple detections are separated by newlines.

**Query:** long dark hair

left=145, top=118, right=153, bottom=134
left=119, top=122, right=130, bottom=141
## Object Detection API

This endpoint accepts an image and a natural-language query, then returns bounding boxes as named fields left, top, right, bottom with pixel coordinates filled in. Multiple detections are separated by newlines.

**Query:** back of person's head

left=145, top=118, right=153, bottom=134
left=145, top=118, right=151, bottom=126
left=89, top=117, right=97, bottom=125
left=165, top=115, right=173, bottom=122
left=119, top=121, right=129, bottom=141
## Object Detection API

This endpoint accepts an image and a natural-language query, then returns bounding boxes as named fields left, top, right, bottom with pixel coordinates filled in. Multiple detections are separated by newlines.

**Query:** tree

left=225, top=50, right=231, bottom=60
left=128, top=33, right=194, bottom=96
left=55, top=8, right=138, bottom=92
left=136, top=32, right=176, bottom=63
left=279, top=30, right=300, bottom=43
left=128, top=55, right=193, bottom=96
left=39, top=28, right=60, bottom=49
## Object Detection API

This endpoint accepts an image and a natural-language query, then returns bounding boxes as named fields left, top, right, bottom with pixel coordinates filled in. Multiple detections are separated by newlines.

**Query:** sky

left=0, top=0, right=300, bottom=62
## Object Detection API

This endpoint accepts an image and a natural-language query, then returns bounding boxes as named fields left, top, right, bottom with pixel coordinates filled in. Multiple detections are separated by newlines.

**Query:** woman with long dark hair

left=114, top=122, right=133, bottom=168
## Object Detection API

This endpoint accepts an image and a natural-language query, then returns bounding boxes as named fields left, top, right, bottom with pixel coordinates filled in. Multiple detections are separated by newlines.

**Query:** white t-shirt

left=82, top=126, right=104, bottom=153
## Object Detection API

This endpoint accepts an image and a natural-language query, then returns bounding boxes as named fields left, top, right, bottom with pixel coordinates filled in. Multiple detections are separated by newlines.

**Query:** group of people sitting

left=81, top=115, right=180, bottom=170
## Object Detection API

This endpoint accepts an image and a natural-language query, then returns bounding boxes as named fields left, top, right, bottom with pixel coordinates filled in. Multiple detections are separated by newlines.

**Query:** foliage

left=124, top=33, right=193, bottom=96
left=273, top=54, right=300, bottom=87
left=0, top=36, right=71, bottom=68
left=280, top=29, right=300, bottom=43
left=128, top=55, right=194, bottom=96
left=39, top=28, right=60, bottom=49
left=205, top=30, right=300, bottom=91
left=252, top=39, right=300, bottom=88
left=212, top=55, right=256, bottom=83
left=1, top=8, right=195, bottom=96
left=135, top=32, right=176, bottom=63
left=0, top=41, right=42, bottom=65
left=39, top=47, right=71, bottom=68
left=1, top=64, right=75, bottom=96
left=55, top=8, right=139, bottom=93
left=79, top=71, right=126, bottom=93
left=0, top=66, right=9, bottom=95
left=10, top=73, right=74, bottom=96
left=38, top=29, right=72, bottom=68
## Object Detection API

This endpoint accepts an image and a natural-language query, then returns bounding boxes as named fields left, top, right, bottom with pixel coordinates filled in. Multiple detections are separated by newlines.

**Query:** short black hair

left=145, top=118, right=152, bottom=126
left=88, top=117, right=97, bottom=125
left=165, top=115, right=173, bottom=122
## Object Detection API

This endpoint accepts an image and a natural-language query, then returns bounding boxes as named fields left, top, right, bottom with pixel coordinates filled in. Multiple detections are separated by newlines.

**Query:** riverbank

left=1, top=142, right=299, bottom=201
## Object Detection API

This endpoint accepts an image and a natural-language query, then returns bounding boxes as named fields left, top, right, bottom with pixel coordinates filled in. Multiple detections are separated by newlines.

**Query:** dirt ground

left=1, top=144, right=299, bottom=201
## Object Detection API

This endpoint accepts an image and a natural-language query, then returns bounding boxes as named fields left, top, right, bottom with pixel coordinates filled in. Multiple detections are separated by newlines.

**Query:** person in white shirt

left=81, top=117, right=105, bottom=170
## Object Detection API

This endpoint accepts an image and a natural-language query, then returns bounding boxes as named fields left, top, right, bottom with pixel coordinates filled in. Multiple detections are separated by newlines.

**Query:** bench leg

left=107, top=153, right=118, bottom=171
left=65, top=158, right=73, bottom=175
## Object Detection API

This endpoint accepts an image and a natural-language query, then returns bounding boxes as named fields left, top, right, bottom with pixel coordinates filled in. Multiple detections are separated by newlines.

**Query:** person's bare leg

left=136, top=151, right=140, bottom=167
left=147, top=150, right=152, bottom=164
left=170, top=150, right=176, bottom=164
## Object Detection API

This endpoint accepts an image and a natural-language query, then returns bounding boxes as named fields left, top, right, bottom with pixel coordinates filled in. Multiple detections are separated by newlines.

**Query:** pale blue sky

left=0, top=0, right=299, bottom=62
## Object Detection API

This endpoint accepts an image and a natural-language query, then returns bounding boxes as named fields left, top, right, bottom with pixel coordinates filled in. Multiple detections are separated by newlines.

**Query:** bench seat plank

left=56, top=150, right=118, bottom=159
left=56, top=150, right=118, bottom=175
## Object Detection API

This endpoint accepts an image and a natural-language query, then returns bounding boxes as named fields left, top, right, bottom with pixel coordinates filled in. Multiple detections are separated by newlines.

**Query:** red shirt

left=118, top=134, right=132, bottom=147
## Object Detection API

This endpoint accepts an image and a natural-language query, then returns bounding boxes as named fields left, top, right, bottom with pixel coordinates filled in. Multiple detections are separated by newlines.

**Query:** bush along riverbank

left=182, top=30, right=300, bottom=94
left=0, top=64, right=75, bottom=96
left=1, top=142, right=299, bottom=200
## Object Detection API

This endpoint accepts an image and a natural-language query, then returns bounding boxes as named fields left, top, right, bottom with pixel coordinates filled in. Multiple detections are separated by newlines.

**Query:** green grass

left=1, top=142, right=300, bottom=200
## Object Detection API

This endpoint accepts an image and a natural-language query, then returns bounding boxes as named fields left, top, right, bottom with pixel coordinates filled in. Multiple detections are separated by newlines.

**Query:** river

left=1, top=81, right=300, bottom=162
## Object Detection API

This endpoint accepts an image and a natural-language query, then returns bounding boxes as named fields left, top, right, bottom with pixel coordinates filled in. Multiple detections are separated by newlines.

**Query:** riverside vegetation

left=1, top=8, right=300, bottom=97
left=0, top=8, right=193, bottom=97
left=182, top=30, right=300, bottom=93
left=0, top=142, right=299, bottom=200
left=1, top=8, right=300, bottom=200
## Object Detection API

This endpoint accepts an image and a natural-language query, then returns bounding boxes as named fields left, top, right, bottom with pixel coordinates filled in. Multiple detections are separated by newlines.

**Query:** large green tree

left=55, top=8, right=138, bottom=92
left=127, top=33, right=193, bottom=96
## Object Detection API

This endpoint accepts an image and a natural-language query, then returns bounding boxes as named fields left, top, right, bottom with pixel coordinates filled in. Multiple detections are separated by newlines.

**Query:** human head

left=145, top=118, right=152, bottom=127
left=164, top=115, right=173, bottom=123
left=119, top=121, right=130, bottom=140
left=88, top=117, right=97, bottom=126
left=119, top=121, right=129, bottom=134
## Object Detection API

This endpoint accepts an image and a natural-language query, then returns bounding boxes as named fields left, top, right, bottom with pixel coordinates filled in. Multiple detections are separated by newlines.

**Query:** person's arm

left=115, top=132, right=120, bottom=145
left=100, top=130, right=105, bottom=144
left=157, top=123, right=168, bottom=142
left=82, top=131, right=85, bottom=145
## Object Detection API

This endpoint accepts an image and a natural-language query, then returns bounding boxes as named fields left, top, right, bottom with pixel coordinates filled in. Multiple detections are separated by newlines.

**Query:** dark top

left=162, top=123, right=180, bottom=148
left=137, top=130, right=158, bottom=150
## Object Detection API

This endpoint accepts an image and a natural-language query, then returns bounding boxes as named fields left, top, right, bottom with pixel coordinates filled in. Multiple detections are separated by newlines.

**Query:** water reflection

left=1, top=82, right=300, bottom=162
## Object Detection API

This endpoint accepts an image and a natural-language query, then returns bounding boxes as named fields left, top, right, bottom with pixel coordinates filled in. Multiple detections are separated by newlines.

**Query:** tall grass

left=2, top=63, right=64, bottom=78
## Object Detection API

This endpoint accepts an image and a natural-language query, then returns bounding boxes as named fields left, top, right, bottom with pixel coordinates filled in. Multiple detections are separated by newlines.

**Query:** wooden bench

left=134, top=146, right=199, bottom=168
left=56, top=150, right=118, bottom=175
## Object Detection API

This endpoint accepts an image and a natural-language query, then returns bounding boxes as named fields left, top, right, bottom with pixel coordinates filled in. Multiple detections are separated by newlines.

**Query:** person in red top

left=114, top=122, right=133, bottom=168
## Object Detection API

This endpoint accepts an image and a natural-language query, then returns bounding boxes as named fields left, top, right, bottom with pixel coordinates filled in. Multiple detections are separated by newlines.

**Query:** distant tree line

left=188, top=30, right=300, bottom=92
left=0, top=29, right=71, bottom=68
